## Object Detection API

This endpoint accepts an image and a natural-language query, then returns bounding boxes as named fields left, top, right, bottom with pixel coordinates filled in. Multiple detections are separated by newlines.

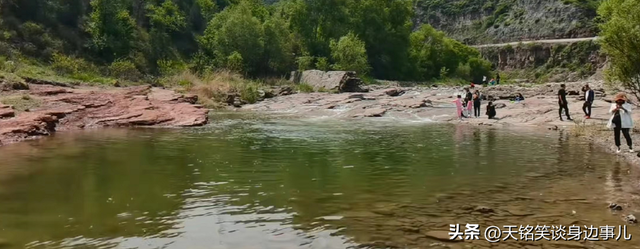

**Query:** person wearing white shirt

left=607, top=93, right=634, bottom=153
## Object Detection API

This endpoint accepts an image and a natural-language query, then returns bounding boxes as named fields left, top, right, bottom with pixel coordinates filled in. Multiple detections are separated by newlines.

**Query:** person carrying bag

left=607, top=93, right=634, bottom=153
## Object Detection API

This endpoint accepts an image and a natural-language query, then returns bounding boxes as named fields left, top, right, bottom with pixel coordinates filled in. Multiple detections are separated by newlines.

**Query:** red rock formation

left=0, top=84, right=208, bottom=146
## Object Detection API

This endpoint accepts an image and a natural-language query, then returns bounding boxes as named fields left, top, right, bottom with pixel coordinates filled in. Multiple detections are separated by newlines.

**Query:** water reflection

left=0, top=118, right=638, bottom=249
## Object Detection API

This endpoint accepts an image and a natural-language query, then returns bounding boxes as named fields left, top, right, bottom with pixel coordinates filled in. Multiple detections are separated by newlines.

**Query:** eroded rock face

left=297, top=70, right=367, bottom=93
left=0, top=84, right=208, bottom=146
left=0, top=105, right=14, bottom=118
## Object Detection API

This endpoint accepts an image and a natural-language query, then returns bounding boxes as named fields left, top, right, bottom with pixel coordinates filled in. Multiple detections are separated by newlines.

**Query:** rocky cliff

left=478, top=40, right=606, bottom=82
left=414, top=0, right=600, bottom=45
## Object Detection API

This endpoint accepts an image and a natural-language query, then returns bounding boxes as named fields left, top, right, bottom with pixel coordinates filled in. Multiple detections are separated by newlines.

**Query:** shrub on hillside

left=158, top=59, right=188, bottom=76
left=109, top=59, right=142, bottom=81
left=51, top=53, right=98, bottom=76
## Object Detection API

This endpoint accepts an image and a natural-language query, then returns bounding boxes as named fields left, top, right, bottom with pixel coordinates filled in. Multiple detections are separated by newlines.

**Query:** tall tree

left=199, top=0, right=265, bottom=74
left=348, top=0, right=413, bottom=79
left=147, top=0, right=187, bottom=62
left=330, top=32, right=369, bottom=75
left=598, top=0, right=640, bottom=99
left=87, top=0, right=137, bottom=61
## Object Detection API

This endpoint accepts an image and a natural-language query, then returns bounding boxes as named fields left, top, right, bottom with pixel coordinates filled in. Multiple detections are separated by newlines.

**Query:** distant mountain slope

left=413, top=0, right=600, bottom=45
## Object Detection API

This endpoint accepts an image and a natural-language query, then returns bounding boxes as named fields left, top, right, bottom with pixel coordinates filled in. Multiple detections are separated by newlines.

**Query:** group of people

left=558, top=84, right=635, bottom=153
left=454, top=88, right=496, bottom=120
left=557, top=84, right=597, bottom=121
left=481, top=73, right=500, bottom=86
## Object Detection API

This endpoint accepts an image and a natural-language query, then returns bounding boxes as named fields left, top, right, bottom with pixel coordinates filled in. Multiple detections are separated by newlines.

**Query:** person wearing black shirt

left=473, top=90, right=482, bottom=118
left=486, top=101, right=496, bottom=119
left=464, top=88, right=473, bottom=104
left=558, top=84, right=572, bottom=121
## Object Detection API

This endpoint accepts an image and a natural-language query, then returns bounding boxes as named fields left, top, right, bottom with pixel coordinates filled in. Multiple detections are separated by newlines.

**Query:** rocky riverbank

left=0, top=83, right=208, bottom=146
left=244, top=80, right=640, bottom=155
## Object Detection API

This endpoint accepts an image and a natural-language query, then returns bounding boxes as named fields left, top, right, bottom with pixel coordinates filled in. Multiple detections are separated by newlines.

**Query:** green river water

left=0, top=113, right=639, bottom=249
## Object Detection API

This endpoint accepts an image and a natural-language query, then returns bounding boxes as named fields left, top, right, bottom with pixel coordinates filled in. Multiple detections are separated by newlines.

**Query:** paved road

left=471, top=37, right=599, bottom=48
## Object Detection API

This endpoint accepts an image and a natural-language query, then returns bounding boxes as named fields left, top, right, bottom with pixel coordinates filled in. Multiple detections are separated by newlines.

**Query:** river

left=0, top=113, right=638, bottom=249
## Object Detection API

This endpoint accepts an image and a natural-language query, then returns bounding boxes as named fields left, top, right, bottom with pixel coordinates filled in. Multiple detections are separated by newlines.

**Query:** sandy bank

left=0, top=84, right=208, bottom=146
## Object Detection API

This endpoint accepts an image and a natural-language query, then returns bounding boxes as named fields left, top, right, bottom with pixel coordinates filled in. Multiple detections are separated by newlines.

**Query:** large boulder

left=299, top=70, right=367, bottom=93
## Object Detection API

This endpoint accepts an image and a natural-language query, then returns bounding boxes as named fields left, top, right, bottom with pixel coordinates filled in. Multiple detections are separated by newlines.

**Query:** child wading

left=607, top=93, right=634, bottom=153
left=454, top=95, right=465, bottom=120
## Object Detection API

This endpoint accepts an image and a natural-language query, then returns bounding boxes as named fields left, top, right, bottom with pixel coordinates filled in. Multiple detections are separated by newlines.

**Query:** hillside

left=414, top=0, right=601, bottom=45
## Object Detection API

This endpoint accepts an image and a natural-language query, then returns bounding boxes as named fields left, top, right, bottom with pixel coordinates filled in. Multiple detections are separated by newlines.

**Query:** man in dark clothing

left=558, top=84, right=572, bottom=121
left=496, top=73, right=500, bottom=85
left=464, top=88, right=473, bottom=106
left=486, top=101, right=496, bottom=119
left=582, top=84, right=595, bottom=119
left=473, top=90, right=482, bottom=118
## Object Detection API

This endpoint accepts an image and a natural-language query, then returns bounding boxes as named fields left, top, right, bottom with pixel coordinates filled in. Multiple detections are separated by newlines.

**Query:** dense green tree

left=348, top=0, right=413, bottom=79
left=199, top=0, right=265, bottom=74
left=330, top=32, right=369, bottom=75
left=0, top=0, right=494, bottom=82
left=147, top=0, right=187, bottom=63
left=598, top=0, right=640, bottom=98
left=196, top=0, right=218, bottom=21
left=87, top=0, right=138, bottom=61
left=286, top=0, right=350, bottom=57
left=262, top=14, right=295, bottom=75
left=409, top=24, right=487, bottom=81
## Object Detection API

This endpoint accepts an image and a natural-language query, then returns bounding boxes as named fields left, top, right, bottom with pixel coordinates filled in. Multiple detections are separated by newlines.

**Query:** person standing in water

left=607, top=93, right=634, bottom=153
left=454, top=95, right=465, bottom=120
left=558, top=84, right=572, bottom=121
left=582, top=84, right=595, bottom=119
left=473, top=90, right=481, bottom=118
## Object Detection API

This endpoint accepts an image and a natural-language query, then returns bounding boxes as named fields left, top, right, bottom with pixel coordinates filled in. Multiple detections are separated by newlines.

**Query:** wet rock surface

left=626, top=214, right=637, bottom=224
left=244, top=81, right=614, bottom=128
left=609, top=203, right=623, bottom=211
left=0, top=84, right=208, bottom=146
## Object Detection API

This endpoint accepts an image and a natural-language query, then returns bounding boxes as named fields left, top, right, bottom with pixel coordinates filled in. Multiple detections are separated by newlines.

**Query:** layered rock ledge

left=0, top=84, right=208, bottom=146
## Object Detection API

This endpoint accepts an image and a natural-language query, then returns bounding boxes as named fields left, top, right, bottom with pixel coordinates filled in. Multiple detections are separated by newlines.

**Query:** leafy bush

left=51, top=53, right=80, bottom=75
left=226, top=51, right=244, bottom=73
left=455, top=62, right=471, bottom=80
left=239, top=82, right=261, bottom=104
left=158, top=59, right=188, bottom=76
left=296, top=83, right=314, bottom=93
left=468, top=57, right=493, bottom=83
left=108, top=59, right=142, bottom=81
left=51, top=53, right=98, bottom=76
left=0, top=56, right=17, bottom=73
left=330, top=32, right=370, bottom=75
left=315, top=57, right=330, bottom=71
left=296, top=55, right=314, bottom=71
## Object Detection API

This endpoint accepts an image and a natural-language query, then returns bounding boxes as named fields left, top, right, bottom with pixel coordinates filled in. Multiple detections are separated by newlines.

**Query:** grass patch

left=0, top=94, right=42, bottom=112
left=569, top=121, right=607, bottom=137
left=295, top=83, right=315, bottom=93
left=162, top=70, right=267, bottom=109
